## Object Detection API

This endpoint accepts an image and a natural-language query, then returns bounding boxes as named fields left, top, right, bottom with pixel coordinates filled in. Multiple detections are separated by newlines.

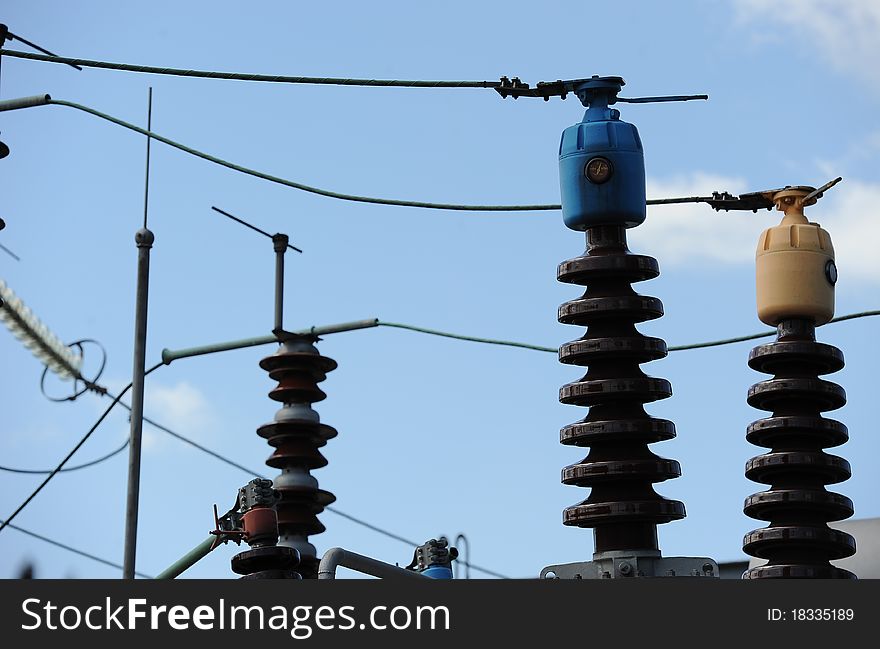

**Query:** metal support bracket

left=541, top=553, right=719, bottom=579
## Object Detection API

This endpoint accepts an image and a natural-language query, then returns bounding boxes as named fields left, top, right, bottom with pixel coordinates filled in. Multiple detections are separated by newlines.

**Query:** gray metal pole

left=123, top=87, right=155, bottom=580
left=159, top=318, right=379, bottom=365
left=0, top=93, right=51, bottom=111
left=123, top=227, right=153, bottom=579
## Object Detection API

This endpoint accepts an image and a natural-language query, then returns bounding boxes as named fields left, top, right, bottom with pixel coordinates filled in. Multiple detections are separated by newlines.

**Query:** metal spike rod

left=122, top=88, right=155, bottom=580
left=207, top=206, right=302, bottom=336
left=0, top=24, right=83, bottom=70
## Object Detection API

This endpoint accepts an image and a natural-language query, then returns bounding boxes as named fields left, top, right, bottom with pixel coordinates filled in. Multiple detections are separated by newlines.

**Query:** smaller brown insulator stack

left=743, top=320, right=855, bottom=578
left=257, top=336, right=337, bottom=579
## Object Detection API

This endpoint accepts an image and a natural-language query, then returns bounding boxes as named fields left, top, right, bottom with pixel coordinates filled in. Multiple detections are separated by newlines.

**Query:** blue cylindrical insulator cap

left=558, top=117, right=646, bottom=230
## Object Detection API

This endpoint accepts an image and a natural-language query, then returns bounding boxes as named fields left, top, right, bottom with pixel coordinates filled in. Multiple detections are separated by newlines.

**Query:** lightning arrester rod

left=123, top=87, right=154, bottom=580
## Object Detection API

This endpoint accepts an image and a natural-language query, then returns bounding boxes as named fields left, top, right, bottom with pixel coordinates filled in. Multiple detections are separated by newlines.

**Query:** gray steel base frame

left=542, top=551, right=719, bottom=579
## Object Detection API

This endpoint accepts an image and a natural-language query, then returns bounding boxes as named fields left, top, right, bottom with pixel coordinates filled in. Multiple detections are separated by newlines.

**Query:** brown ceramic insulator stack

left=557, top=225, right=685, bottom=556
left=257, top=336, right=337, bottom=579
left=743, top=319, right=855, bottom=578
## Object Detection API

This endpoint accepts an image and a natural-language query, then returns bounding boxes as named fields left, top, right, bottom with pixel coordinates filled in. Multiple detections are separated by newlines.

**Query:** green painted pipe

left=155, top=536, right=217, bottom=579
left=160, top=318, right=379, bottom=365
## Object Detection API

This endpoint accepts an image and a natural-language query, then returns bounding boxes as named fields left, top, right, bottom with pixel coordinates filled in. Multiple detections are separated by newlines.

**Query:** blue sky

left=1, top=0, right=878, bottom=579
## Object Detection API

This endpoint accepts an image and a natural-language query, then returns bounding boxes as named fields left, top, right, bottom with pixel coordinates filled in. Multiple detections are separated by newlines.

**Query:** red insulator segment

left=257, top=336, right=337, bottom=579
left=557, top=225, right=685, bottom=555
left=229, top=479, right=301, bottom=580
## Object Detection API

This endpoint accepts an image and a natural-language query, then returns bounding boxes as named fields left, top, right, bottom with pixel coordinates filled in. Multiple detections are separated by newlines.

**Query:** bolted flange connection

left=230, top=479, right=302, bottom=580
left=257, top=336, right=337, bottom=579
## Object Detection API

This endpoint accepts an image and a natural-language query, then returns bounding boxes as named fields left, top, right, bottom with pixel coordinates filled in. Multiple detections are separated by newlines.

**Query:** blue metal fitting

left=558, top=76, right=646, bottom=230
left=419, top=565, right=455, bottom=579
left=406, top=538, right=457, bottom=579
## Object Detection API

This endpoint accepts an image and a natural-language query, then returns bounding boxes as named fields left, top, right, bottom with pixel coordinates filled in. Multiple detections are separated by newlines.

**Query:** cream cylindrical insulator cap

left=755, top=189, right=836, bottom=326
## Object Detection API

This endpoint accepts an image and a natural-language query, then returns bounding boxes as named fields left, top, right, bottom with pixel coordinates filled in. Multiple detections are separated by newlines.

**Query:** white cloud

left=630, top=173, right=880, bottom=284
left=140, top=381, right=215, bottom=452
left=80, top=375, right=219, bottom=454
left=818, top=179, right=880, bottom=283
left=733, top=0, right=880, bottom=90
left=632, top=173, right=754, bottom=264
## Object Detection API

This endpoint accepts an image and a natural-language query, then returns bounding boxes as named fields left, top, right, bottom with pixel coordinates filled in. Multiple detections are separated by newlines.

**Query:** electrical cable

left=0, top=518, right=153, bottom=578
left=0, top=362, right=162, bottom=536
left=378, top=310, right=880, bottom=355
left=139, top=408, right=262, bottom=478
left=10, top=96, right=759, bottom=214
left=0, top=438, right=129, bottom=474
left=379, top=321, right=556, bottom=353
left=666, top=309, right=880, bottom=351
left=40, top=339, right=108, bottom=403
left=0, top=49, right=500, bottom=88
left=47, top=99, right=559, bottom=212
left=0, top=242, right=21, bottom=261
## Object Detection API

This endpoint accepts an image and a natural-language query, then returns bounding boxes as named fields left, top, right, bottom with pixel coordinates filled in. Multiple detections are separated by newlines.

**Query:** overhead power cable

left=0, top=518, right=153, bottom=578
left=47, top=98, right=557, bottom=211
left=0, top=242, right=21, bottom=261
left=667, top=309, right=880, bottom=351
left=0, top=49, right=501, bottom=88
left=0, top=438, right=129, bottom=474
left=377, top=310, right=880, bottom=354
left=379, top=321, right=557, bottom=353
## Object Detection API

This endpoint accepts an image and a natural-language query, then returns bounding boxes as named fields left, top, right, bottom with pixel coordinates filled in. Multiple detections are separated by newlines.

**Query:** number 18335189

left=768, top=608, right=854, bottom=622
